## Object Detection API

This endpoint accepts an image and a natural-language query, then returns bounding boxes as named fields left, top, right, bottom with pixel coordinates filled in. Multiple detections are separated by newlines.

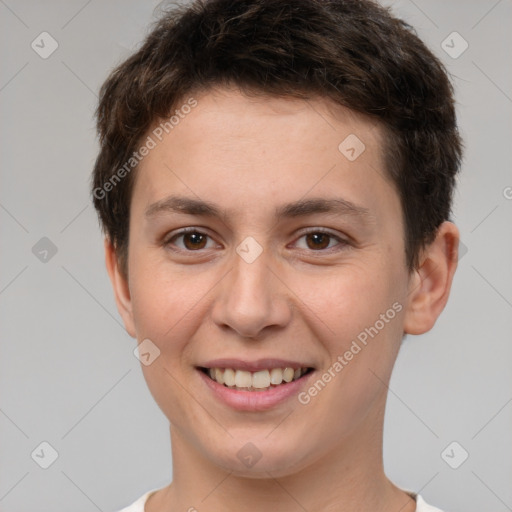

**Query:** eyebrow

left=144, top=195, right=371, bottom=221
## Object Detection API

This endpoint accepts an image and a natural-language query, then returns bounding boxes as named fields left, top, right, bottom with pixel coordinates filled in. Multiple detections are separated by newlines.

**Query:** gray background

left=0, top=0, right=511, bottom=510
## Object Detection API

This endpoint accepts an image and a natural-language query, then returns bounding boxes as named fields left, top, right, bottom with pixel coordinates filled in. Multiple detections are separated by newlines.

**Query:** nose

left=211, top=248, right=292, bottom=339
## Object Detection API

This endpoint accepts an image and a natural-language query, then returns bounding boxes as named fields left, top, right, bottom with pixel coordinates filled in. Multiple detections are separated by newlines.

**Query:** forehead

left=131, top=87, right=397, bottom=225
left=151, top=87, right=384, bottom=153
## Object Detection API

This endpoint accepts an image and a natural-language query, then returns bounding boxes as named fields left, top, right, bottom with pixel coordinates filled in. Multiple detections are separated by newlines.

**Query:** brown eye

left=182, top=232, right=207, bottom=250
left=305, top=232, right=331, bottom=250
left=293, top=229, right=348, bottom=253
left=166, top=229, right=216, bottom=251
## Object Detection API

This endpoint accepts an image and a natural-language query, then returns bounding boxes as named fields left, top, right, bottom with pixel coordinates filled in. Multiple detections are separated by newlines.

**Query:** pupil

left=185, top=232, right=205, bottom=249
left=308, top=233, right=329, bottom=250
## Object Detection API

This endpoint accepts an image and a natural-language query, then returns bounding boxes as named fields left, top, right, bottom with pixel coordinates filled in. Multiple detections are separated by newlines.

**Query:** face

left=111, top=87, right=420, bottom=477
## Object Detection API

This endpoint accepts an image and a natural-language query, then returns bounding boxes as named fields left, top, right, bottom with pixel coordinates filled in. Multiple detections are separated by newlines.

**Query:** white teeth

left=214, top=368, right=225, bottom=385
left=252, top=370, right=271, bottom=388
left=283, top=367, right=294, bottom=382
left=234, top=370, right=252, bottom=388
left=204, top=366, right=310, bottom=390
left=269, top=368, right=283, bottom=385
left=223, top=368, right=236, bottom=387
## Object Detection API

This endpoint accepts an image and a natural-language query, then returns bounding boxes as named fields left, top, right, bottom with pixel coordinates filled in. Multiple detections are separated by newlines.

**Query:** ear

left=104, top=238, right=136, bottom=338
left=403, top=221, right=460, bottom=335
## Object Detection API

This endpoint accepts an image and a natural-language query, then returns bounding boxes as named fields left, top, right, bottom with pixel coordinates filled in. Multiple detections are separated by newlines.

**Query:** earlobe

left=403, top=222, right=459, bottom=335
left=104, top=238, right=137, bottom=338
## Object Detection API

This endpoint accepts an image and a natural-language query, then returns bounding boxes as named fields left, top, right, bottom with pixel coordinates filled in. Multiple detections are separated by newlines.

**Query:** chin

left=204, top=435, right=314, bottom=479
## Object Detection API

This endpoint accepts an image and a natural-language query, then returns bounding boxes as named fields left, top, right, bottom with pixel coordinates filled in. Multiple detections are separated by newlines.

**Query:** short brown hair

left=91, top=0, right=463, bottom=277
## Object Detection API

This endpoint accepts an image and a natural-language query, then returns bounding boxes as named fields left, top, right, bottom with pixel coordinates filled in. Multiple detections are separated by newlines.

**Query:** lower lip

left=197, top=368, right=315, bottom=411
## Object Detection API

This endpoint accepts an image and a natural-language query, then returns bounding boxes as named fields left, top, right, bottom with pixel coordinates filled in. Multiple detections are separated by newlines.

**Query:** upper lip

left=197, top=358, right=315, bottom=372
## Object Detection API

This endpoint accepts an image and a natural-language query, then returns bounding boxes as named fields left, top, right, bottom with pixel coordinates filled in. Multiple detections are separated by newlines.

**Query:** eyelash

left=163, top=227, right=349, bottom=254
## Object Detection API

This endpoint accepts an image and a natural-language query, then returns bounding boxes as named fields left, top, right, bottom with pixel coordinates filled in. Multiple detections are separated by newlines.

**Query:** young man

left=91, top=0, right=462, bottom=510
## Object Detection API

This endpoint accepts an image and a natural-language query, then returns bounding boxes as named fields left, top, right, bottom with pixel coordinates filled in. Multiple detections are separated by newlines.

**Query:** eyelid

left=164, top=227, right=220, bottom=249
left=164, top=226, right=350, bottom=253
left=291, top=227, right=349, bottom=251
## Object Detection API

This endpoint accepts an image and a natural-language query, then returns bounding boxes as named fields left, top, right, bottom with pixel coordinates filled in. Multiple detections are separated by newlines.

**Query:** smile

left=199, top=366, right=313, bottom=391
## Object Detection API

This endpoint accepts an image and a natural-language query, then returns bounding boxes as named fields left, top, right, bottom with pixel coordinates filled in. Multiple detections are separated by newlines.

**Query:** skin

left=105, top=86, right=459, bottom=512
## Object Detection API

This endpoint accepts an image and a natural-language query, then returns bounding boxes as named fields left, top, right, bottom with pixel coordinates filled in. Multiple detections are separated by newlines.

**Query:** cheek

left=128, top=263, right=208, bottom=427
left=293, top=258, right=405, bottom=411
left=128, top=246, right=207, bottom=339
left=127, top=259, right=222, bottom=381
left=289, top=256, right=403, bottom=333
left=332, top=258, right=405, bottom=369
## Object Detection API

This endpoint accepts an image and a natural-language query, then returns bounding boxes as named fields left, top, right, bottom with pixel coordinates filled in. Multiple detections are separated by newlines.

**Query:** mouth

left=197, top=366, right=315, bottom=392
